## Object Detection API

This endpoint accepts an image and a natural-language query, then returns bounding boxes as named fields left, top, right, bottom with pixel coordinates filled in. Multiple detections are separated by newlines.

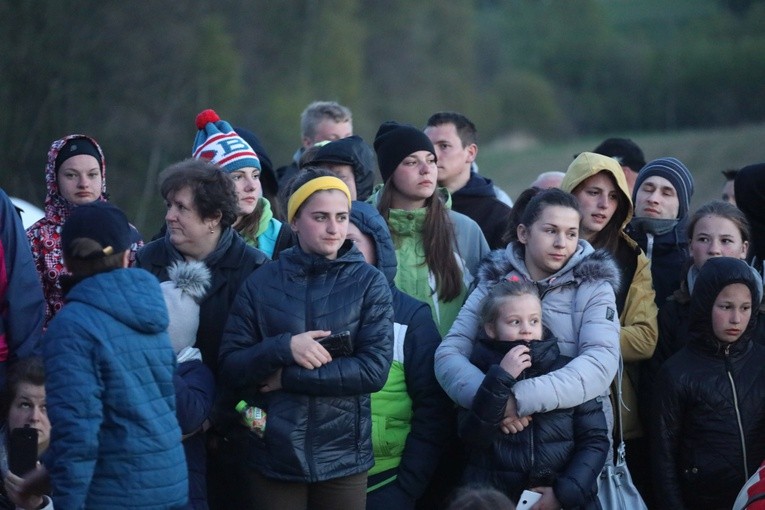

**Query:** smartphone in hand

left=516, top=489, right=542, bottom=510
left=8, top=427, right=38, bottom=476
left=317, top=331, right=353, bottom=357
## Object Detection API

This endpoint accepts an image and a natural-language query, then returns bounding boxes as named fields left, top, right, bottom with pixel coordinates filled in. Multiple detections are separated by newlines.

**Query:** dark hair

left=503, top=187, right=542, bottom=244
left=286, top=166, right=341, bottom=220
left=377, top=180, right=463, bottom=302
left=426, top=111, right=478, bottom=147
left=445, top=485, right=515, bottom=510
left=1, top=357, right=45, bottom=420
left=687, top=200, right=751, bottom=245
left=159, top=159, right=238, bottom=229
left=519, top=188, right=581, bottom=230
left=572, top=170, right=628, bottom=253
left=722, top=168, right=739, bottom=181
left=233, top=201, right=265, bottom=242
left=479, top=279, right=541, bottom=327
left=64, top=238, right=127, bottom=277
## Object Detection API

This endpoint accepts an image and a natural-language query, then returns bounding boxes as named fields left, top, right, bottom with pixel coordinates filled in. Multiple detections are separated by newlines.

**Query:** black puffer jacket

left=217, top=242, right=393, bottom=482
left=627, top=218, right=688, bottom=307
left=460, top=336, right=608, bottom=509
left=136, top=229, right=269, bottom=375
left=653, top=257, right=765, bottom=510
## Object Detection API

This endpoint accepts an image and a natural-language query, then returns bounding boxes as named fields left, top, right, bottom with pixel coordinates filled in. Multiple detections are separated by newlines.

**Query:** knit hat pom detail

left=195, top=109, right=220, bottom=129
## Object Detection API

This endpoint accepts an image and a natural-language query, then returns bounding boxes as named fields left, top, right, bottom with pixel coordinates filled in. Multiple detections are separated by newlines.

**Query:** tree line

left=2, top=0, right=763, bottom=232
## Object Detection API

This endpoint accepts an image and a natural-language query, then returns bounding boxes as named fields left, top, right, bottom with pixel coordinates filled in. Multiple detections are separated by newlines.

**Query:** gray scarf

left=630, top=216, right=678, bottom=236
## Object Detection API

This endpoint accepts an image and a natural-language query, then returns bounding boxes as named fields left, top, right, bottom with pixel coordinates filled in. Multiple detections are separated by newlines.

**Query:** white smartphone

left=516, top=489, right=542, bottom=510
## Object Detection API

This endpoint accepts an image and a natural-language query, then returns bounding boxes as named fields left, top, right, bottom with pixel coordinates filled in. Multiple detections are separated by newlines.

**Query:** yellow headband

left=287, top=176, right=352, bottom=223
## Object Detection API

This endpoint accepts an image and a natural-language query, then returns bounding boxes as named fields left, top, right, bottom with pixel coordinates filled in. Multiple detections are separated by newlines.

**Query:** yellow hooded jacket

left=561, top=152, right=658, bottom=440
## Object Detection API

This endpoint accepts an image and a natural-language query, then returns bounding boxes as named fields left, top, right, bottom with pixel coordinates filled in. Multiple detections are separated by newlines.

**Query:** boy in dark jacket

left=460, top=279, right=608, bottom=509
left=31, top=202, right=188, bottom=509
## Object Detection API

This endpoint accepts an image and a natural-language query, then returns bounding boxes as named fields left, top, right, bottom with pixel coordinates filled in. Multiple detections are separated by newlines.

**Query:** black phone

left=8, top=427, right=38, bottom=476
left=317, top=330, right=353, bottom=357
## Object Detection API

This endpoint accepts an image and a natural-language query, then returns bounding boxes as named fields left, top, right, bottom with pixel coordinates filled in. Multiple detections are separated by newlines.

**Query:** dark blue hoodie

left=451, top=173, right=512, bottom=249
left=349, top=201, right=453, bottom=502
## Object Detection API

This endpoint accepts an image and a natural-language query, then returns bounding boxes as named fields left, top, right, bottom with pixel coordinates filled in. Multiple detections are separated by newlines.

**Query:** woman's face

left=291, top=189, right=349, bottom=260
left=230, top=167, right=261, bottom=218
left=690, top=215, right=748, bottom=269
left=517, top=205, right=580, bottom=281
left=712, top=283, right=752, bottom=343
left=57, top=154, right=102, bottom=205
left=390, top=151, right=437, bottom=209
left=573, top=172, right=619, bottom=241
left=7, top=382, right=50, bottom=451
left=165, top=186, right=218, bottom=253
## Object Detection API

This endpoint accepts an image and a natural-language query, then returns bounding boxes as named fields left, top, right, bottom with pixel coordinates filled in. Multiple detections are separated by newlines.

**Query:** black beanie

left=373, top=121, right=436, bottom=182
left=55, top=137, right=102, bottom=172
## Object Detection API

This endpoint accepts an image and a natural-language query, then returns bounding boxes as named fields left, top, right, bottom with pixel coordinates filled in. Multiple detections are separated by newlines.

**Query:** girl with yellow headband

left=218, top=167, right=394, bottom=509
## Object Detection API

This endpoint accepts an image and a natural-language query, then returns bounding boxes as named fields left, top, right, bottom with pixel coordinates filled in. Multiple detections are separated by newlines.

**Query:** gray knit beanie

left=633, top=157, right=695, bottom=219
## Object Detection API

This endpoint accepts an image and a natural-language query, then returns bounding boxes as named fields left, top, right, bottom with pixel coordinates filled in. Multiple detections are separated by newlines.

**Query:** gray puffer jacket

left=435, top=241, right=621, bottom=419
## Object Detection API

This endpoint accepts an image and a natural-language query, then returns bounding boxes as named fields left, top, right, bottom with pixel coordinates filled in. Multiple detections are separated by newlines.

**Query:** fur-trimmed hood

left=478, top=240, right=621, bottom=295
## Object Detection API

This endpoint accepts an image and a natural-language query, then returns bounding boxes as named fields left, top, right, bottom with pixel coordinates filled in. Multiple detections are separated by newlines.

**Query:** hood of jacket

left=43, top=134, right=108, bottom=223
left=454, top=172, right=497, bottom=198
left=349, top=201, right=397, bottom=284
left=735, top=163, right=765, bottom=265
left=688, top=257, right=761, bottom=355
left=65, top=268, right=169, bottom=335
left=560, top=151, right=633, bottom=232
left=310, top=136, right=377, bottom=201
left=478, top=241, right=621, bottom=296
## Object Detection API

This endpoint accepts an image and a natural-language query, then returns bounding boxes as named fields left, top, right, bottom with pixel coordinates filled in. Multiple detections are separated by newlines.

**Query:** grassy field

left=478, top=123, right=765, bottom=212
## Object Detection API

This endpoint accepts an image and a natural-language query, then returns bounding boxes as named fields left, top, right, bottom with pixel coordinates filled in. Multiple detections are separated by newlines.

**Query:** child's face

left=485, top=294, right=543, bottom=342
left=690, top=215, right=748, bottom=269
left=712, top=283, right=752, bottom=343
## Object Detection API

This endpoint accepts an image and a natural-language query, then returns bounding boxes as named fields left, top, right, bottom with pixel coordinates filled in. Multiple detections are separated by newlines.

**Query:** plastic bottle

left=236, top=400, right=267, bottom=438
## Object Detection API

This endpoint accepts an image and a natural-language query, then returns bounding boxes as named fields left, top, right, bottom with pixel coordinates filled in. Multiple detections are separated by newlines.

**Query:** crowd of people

left=1, top=100, right=765, bottom=510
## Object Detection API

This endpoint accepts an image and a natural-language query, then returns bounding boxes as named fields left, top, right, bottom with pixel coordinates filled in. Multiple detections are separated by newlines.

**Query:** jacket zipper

left=305, top=269, right=317, bottom=482
left=724, top=344, right=749, bottom=482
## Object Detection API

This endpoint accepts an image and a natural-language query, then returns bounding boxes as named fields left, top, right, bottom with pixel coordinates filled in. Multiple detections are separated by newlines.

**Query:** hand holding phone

left=8, top=427, right=38, bottom=476
left=516, top=489, right=542, bottom=510
left=317, top=330, right=353, bottom=358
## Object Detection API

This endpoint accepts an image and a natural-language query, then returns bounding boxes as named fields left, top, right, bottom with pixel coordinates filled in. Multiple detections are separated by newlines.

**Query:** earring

left=209, top=225, right=215, bottom=234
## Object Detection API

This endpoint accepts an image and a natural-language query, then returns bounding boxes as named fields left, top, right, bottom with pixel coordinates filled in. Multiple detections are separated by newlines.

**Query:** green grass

left=478, top=122, right=765, bottom=211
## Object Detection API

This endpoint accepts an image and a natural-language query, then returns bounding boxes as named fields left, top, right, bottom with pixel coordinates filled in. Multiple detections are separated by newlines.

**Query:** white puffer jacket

left=435, top=240, right=621, bottom=418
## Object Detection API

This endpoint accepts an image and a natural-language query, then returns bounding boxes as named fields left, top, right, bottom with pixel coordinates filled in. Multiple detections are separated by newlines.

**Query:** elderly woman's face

left=165, top=187, right=214, bottom=253
left=8, top=382, right=50, bottom=451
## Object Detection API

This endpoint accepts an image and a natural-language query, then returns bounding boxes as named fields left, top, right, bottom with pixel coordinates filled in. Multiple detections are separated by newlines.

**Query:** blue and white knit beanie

left=633, top=157, right=695, bottom=219
left=192, top=109, right=261, bottom=173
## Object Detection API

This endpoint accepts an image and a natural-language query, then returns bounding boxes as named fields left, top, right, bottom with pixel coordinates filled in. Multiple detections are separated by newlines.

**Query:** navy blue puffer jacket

left=218, top=242, right=393, bottom=482
left=460, top=337, right=608, bottom=509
